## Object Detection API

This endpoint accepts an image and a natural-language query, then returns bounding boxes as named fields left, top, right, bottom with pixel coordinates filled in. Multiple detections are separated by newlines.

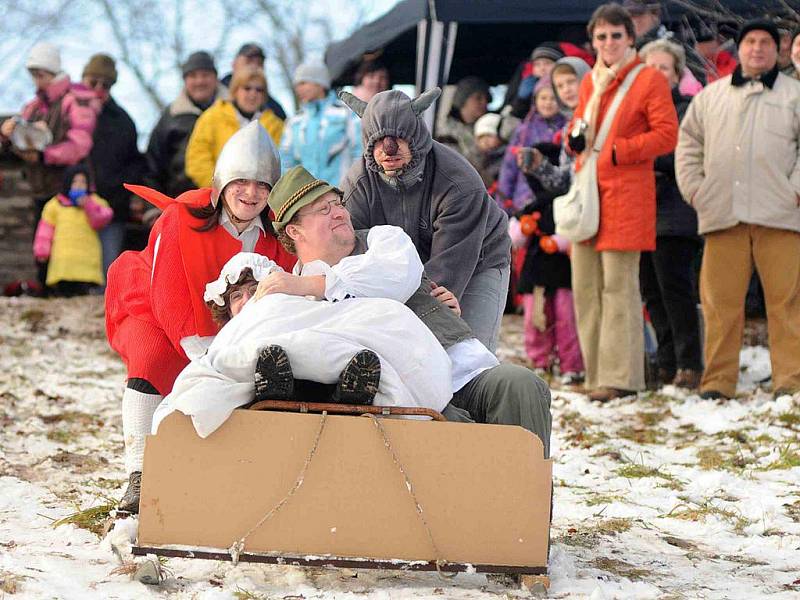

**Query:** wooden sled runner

left=134, top=403, right=553, bottom=586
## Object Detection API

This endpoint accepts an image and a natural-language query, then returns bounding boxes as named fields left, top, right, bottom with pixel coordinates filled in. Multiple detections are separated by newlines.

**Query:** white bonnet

left=204, top=252, right=282, bottom=306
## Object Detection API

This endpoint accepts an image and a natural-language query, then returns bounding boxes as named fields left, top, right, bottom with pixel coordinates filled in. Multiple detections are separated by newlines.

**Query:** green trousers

left=450, top=364, right=552, bottom=458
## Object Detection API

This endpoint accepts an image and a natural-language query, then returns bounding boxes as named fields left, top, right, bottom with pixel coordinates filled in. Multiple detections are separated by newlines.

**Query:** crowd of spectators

left=430, top=1, right=800, bottom=401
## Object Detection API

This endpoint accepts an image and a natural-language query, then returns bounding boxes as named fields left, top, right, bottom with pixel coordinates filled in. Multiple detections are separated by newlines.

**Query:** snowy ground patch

left=1, top=298, right=799, bottom=599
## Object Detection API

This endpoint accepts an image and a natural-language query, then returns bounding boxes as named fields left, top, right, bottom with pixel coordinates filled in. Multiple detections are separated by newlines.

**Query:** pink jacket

left=20, top=75, right=97, bottom=166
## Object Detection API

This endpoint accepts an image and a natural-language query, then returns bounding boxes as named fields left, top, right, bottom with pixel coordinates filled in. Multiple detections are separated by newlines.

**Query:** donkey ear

left=338, top=90, right=368, bottom=118
left=410, top=87, right=442, bottom=115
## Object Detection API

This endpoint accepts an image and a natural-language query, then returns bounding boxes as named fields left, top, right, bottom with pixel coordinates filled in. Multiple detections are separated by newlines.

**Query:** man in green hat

left=258, top=166, right=552, bottom=457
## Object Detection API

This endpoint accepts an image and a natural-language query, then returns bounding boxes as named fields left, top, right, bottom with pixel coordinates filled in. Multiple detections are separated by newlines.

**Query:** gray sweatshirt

left=341, top=90, right=510, bottom=299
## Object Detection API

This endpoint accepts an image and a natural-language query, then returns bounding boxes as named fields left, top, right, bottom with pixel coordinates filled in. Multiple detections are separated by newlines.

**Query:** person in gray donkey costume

left=338, top=88, right=511, bottom=352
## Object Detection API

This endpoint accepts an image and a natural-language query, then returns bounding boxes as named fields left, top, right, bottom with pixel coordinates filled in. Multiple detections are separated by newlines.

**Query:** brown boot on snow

left=118, top=471, right=142, bottom=515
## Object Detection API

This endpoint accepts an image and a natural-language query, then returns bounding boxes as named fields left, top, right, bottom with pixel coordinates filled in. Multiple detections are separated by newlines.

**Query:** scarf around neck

left=583, top=46, right=636, bottom=147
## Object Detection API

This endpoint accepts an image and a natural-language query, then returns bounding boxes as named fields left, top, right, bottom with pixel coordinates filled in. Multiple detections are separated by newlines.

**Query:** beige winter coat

left=676, top=72, right=800, bottom=235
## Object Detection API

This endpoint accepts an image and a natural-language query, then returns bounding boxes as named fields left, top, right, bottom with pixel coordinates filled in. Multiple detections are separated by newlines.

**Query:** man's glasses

left=87, top=78, right=113, bottom=90
left=302, top=196, right=345, bottom=217
left=594, top=32, right=625, bottom=42
left=242, top=85, right=266, bottom=93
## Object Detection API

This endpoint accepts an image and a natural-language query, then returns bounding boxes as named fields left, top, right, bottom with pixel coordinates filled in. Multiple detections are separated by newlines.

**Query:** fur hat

left=82, top=54, right=118, bottom=85
left=293, top=61, right=331, bottom=89
left=26, top=42, right=61, bottom=74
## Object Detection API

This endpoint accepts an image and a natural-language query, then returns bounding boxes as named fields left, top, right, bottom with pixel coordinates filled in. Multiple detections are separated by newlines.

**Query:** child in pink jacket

left=34, top=166, right=112, bottom=296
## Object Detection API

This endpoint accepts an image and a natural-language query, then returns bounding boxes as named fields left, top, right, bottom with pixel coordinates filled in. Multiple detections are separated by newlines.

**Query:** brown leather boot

left=118, top=471, right=142, bottom=515
left=673, top=369, right=701, bottom=389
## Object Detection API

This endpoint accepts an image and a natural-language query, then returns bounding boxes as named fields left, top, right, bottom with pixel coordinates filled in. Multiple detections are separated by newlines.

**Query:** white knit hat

left=26, top=42, right=62, bottom=74
left=474, top=113, right=502, bottom=139
left=293, top=60, right=331, bottom=89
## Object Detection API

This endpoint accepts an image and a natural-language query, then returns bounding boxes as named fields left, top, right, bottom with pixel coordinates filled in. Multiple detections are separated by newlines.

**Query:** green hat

left=268, top=166, right=340, bottom=229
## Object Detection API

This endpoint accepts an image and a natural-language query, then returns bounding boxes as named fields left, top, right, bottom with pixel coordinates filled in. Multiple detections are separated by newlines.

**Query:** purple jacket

left=497, top=111, right=566, bottom=213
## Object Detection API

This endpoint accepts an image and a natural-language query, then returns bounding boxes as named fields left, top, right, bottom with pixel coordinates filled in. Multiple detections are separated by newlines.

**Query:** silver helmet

left=210, top=121, right=281, bottom=207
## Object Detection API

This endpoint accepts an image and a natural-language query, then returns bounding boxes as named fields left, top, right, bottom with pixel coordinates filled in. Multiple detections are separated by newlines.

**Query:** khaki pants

left=700, top=224, right=800, bottom=397
left=571, top=244, right=644, bottom=391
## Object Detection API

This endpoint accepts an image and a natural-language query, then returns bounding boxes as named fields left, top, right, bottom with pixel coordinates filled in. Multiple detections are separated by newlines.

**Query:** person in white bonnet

left=279, top=59, right=361, bottom=185
left=151, top=251, right=454, bottom=438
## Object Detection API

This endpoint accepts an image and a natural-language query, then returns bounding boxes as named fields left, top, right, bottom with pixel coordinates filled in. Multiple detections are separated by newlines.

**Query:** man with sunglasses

left=81, top=54, right=147, bottom=276
left=0, top=42, right=97, bottom=289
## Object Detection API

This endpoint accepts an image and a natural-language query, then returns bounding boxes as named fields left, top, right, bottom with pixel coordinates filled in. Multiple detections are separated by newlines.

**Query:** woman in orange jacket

left=567, top=3, right=678, bottom=402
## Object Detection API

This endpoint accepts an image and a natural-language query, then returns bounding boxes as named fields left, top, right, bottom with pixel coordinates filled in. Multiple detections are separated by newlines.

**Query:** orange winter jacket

left=574, top=58, right=678, bottom=251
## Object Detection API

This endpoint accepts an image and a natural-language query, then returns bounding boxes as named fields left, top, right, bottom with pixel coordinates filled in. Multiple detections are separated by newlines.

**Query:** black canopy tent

left=325, top=0, right=779, bottom=129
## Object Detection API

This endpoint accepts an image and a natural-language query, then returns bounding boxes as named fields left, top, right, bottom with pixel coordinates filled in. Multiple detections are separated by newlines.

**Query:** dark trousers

left=640, top=236, right=703, bottom=374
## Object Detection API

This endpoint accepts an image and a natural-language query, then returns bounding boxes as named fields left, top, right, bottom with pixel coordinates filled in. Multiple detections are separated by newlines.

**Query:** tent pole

left=420, top=19, right=444, bottom=132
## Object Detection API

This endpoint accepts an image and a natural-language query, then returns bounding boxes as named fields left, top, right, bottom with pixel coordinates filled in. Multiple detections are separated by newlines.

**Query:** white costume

left=153, top=226, right=453, bottom=438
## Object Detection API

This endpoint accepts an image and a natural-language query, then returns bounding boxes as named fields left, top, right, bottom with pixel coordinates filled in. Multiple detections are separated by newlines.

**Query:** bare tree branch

left=97, top=0, right=167, bottom=111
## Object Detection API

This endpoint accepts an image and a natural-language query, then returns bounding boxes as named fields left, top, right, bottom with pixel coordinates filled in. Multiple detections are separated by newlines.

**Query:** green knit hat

left=268, top=166, right=341, bottom=230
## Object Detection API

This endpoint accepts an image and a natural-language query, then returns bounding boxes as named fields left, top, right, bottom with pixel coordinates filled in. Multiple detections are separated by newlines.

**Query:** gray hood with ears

left=339, top=88, right=440, bottom=186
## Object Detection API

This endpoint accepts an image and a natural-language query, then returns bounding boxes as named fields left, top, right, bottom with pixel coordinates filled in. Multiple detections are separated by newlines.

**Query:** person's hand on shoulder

left=430, top=281, right=461, bottom=316
left=255, top=271, right=325, bottom=300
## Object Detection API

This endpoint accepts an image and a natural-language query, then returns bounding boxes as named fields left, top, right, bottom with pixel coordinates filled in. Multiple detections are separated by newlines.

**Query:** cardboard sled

left=134, top=408, right=552, bottom=578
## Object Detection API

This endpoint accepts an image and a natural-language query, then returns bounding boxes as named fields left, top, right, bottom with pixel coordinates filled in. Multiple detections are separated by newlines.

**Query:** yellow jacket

left=38, top=194, right=112, bottom=286
left=185, top=99, right=284, bottom=187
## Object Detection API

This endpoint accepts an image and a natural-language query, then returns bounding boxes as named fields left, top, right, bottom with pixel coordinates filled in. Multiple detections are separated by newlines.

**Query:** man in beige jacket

left=676, top=20, right=800, bottom=400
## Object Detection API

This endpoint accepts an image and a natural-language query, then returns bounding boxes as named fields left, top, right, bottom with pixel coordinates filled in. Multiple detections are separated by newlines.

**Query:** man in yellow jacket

left=186, top=66, right=283, bottom=187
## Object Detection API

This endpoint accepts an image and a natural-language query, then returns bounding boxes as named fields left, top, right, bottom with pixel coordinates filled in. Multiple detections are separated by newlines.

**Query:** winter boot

left=118, top=471, right=142, bottom=515
left=254, top=345, right=294, bottom=402
left=332, top=350, right=381, bottom=405
left=120, top=384, right=162, bottom=515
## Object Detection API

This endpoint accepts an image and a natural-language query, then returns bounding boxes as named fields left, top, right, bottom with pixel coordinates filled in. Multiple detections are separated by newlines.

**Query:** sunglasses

left=87, top=78, right=113, bottom=90
left=594, top=32, right=625, bottom=42
left=242, top=85, right=266, bottom=93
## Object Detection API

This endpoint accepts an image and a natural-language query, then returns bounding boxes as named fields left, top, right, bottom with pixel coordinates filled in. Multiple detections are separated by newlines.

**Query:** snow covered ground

left=1, top=295, right=798, bottom=599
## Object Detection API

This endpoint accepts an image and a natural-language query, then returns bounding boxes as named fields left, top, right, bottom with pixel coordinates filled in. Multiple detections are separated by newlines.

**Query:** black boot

left=254, top=345, right=294, bottom=402
left=118, top=471, right=142, bottom=515
left=332, top=350, right=381, bottom=405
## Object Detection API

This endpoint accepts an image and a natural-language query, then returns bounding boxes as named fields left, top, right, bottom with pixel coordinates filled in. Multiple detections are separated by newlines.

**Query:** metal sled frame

left=133, top=403, right=552, bottom=584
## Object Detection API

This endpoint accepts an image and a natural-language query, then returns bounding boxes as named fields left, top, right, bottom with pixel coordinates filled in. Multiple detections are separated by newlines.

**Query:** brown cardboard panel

left=139, top=411, right=552, bottom=568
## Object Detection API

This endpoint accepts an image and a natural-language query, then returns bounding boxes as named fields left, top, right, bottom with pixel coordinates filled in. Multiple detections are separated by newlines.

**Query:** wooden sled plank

left=249, top=400, right=447, bottom=421
left=137, top=410, right=552, bottom=570
left=131, top=547, right=549, bottom=575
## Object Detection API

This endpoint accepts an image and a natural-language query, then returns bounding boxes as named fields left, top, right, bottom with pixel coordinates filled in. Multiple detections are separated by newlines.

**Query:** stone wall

left=0, top=152, right=36, bottom=288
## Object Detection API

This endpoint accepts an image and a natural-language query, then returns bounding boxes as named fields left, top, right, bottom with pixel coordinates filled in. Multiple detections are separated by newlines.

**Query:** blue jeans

left=459, top=265, right=510, bottom=353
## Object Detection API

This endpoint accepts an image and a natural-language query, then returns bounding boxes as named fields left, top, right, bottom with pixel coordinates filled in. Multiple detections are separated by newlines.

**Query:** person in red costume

left=105, top=121, right=296, bottom=514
